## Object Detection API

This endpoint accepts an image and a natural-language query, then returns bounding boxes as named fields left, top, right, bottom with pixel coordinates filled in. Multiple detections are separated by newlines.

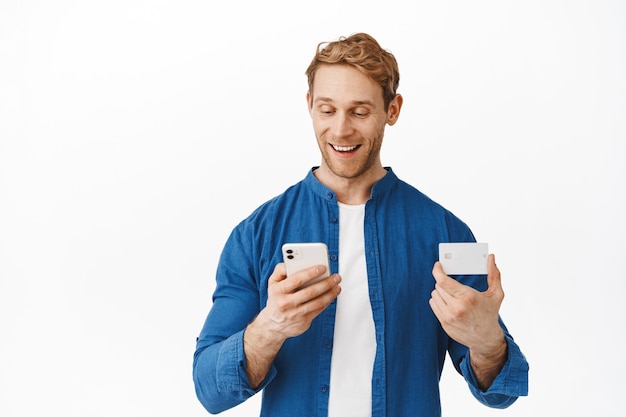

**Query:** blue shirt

left=193, top=168, right=529, bottom=416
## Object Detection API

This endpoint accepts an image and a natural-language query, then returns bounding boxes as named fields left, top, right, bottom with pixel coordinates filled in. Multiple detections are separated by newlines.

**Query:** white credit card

left=438, top=242, right=488, bottom=275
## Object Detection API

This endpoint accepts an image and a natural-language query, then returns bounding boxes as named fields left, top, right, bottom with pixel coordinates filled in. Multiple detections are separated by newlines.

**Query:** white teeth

left=332, top=145, right=358, bottom=152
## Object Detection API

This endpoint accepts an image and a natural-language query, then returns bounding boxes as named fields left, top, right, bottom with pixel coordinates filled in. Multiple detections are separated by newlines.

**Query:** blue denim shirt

left=193, top=168, right=529, bottom=416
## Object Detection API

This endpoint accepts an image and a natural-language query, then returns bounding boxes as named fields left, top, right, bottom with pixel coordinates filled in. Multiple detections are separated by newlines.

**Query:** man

left=193, top=33, right=528, bottom=416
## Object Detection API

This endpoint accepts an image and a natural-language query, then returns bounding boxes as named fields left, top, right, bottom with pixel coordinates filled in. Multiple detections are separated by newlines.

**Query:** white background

left=1, top=1, right=624, bottom=416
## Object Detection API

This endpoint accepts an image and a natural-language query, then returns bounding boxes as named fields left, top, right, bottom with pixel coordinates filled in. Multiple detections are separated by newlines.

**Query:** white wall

left=1, top=1, right=624, bottom=416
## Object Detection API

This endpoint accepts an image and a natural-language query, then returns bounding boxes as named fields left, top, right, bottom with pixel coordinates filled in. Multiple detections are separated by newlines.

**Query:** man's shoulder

left=237, top=177, right=311, bottom=224
left=387, top=174, right=469, bottom=228
left=391, top=176, right=448, bottom=210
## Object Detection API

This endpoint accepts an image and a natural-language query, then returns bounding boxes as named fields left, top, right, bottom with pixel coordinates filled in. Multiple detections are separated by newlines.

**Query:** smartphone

left=282, top=242, right=330, bottom=287
left=438, top=242, right=489, bottom=275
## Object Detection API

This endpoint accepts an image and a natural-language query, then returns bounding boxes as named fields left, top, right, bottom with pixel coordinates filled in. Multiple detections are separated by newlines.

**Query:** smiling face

left=307, top=64, right=402, bottom=196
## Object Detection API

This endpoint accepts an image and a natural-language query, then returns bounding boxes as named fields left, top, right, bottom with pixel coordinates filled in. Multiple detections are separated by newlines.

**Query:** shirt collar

left=303, top=167, right=398, bottom=202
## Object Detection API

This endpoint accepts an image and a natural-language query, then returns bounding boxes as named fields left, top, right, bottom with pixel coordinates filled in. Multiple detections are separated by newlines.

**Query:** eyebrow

left=314, top=97, right=375, bottom=107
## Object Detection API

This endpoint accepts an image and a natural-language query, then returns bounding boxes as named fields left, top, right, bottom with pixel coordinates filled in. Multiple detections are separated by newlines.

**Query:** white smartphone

left=282, top=242, right=331, bottom=287
left=438, top=242, right=489, bottom=275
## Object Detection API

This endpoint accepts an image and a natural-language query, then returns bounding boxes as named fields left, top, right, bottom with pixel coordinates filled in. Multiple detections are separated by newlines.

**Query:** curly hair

left=305, top=33, right=400, bottom=111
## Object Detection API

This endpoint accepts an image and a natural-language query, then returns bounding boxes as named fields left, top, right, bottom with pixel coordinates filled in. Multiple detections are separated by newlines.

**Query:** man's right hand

left=263, top=262, right=342, bottom=338
left=243, top=263, right=341, bottom=388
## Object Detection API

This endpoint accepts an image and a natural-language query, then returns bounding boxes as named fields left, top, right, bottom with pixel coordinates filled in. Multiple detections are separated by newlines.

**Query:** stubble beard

left=319, top=127, right=385, bottom=181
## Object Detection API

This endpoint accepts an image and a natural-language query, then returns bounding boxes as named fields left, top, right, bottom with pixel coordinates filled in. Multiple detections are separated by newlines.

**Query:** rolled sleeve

left=216, top=329, right=277, bottom=393
left=194, top=329, right=277, bottom=414
left=460, top=332, right=529, bottom=408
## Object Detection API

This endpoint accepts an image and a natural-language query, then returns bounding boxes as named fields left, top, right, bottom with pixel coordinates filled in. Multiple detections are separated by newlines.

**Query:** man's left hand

left=429, top=254, right=508, bottom=389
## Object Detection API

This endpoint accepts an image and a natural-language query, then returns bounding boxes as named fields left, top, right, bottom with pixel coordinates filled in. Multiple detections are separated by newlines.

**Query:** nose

left=331, top=112, right=353, bottom=138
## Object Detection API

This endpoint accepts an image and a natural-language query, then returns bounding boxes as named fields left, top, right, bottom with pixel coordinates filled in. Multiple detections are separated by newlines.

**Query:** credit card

left=438, top=242, right=488, bottom=275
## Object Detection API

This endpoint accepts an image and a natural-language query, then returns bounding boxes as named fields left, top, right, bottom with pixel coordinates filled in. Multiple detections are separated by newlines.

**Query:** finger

left=432, top=261, right=466, bottom=298
left=432, top=261, right=447, bottom=283
left=429, top=291, right=454, bottom=325
left=429, top=286, right=448, bottom=308
left=268, top=263, right=288, bottom=285
left=283, top=264, right=329, bottom=292
left=486, top=254, right=503, bottom=294
left=428, top=295, right=444, bottom=319
left=295, top=273, right=341, bottom=303
left=431, top=281, right=453, bottom=306
left=300, top=279, right=342, bottom=312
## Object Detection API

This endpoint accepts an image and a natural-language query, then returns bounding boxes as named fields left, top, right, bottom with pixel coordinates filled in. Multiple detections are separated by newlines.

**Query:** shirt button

left=327, top=192, right=334, bottom=200
left=330, top=217, right=338, bottom=223
left=321, top=385, right=328, bottom=393
left=330, top=255, right=338, bottom=262
left=324, top=339, right=333, bottom=349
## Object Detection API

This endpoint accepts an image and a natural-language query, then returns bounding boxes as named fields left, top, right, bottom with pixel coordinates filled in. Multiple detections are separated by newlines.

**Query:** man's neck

left=313, top=165, right=387, bottom=205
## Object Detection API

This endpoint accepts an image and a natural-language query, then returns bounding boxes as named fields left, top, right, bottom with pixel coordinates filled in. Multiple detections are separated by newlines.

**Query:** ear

left=386, top=94, right=403, bottom=126
left=306, top=90, right=313, bottom=112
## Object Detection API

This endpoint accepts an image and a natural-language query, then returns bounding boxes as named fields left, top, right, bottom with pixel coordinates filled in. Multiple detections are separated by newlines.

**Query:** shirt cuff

left=216, top=329, right=277, bottom=395
left=460, top=333, right=529, bottom=407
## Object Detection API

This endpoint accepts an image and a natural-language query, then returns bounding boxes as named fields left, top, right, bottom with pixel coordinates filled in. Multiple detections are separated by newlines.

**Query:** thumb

left=486, top=254, right=503, bottom=295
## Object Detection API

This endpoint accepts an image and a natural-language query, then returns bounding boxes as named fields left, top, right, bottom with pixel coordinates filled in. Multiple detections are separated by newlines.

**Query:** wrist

left=470, top=332, right=507, bottom=362
left=245, top=311, right=287, bottom=355
left=469, top=335, right=508, bottom=391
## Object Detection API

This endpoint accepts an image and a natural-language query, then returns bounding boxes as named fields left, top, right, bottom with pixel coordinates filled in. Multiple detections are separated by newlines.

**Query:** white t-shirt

left=327, top=203, right=376, bottom=417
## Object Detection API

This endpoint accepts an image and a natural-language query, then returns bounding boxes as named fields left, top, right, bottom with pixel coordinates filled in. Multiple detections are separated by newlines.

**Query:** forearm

left=243, top=313, right=287, bottom=389
left=469, top=335, right=508, bottom=391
